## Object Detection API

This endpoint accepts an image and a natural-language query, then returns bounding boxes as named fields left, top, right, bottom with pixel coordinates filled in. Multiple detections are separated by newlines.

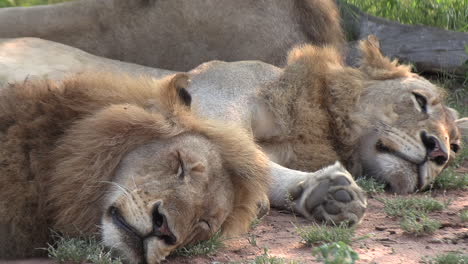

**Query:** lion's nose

left=151, top=202, right=177, bottom=245
left=420, top=132, right=448, bottom=165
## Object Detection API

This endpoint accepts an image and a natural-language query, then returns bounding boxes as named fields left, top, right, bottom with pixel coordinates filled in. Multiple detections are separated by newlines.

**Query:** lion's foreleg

left=268, top=161, right=367, bottom=225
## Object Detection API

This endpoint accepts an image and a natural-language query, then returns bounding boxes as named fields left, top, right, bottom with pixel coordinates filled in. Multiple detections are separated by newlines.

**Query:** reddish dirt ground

left=4, top=188, right=467, bottom=264
left=165, top=189, right=468, bottom=264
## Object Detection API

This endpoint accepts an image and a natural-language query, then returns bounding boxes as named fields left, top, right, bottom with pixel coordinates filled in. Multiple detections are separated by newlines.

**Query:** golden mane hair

left=0, top=72, right=268, bottom=258
left=259, top=36, right=414, bottom=171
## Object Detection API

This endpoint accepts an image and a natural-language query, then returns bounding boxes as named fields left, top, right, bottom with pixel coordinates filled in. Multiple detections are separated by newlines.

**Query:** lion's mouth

left=375, top=138, right=433, bottom=191
left=108, top=205, right=178, bottom=263
left=375, top=138, right=426, bottom=165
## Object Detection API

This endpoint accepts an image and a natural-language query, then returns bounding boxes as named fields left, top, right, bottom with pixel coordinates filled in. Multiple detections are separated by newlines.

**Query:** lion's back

left=188, top=60, right=282, bottom=131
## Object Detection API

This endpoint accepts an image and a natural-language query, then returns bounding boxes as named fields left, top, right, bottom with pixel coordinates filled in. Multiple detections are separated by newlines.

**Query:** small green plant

left=422, top=252, right=468, bottom=264
left=434, top=167, right=468, bottom=190
left=379, top=196, right=446, bottom=217
left=460, top=210, right=468, bottom=222
left=400, top=213, right=441, bottom=236
left=296, top=223, right=355, bottom=246
left=251, top=248, right=299, bottom=264
left=356, top=177, right=385, bottom=194
left=47, top=235, right=122, bottom=264
left=312, top=241, right=359, bottom=264
left=248, top=234, right=258, bottom=246
left=0, top=0, right=71, bottom=7
left=378, top=197, right=448, bottom=236
left=250, top=218, right=262, bottom=229
left=171, top=231, right=224, bottom=257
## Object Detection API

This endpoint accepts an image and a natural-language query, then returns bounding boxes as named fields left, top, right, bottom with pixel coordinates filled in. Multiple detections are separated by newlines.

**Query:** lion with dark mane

left=0, top=73, right=269, bottom=263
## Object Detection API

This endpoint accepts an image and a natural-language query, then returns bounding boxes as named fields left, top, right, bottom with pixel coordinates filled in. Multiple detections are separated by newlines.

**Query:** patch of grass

left=312, top=241, right=359, bottom=264
left=400, top=213, right=441, bottom=236
left=379, top=196, right=446, bottom=217
left=460, top=210, right=468, bottom=222
left=250, top=218, right=262, bottom=229
left=251, top=248, right=300, bottom=264
left=341, top=0, right=468, bottom=32
left=433, top=167, right=468, bottom=190
left=444, top=82, right=468, bottom=118
left=0, top=0, right=70, bottom=7
left=423, top=252, right=468, bottom=264
left=248, top=234, right=258, bottom=247
left=296, top=223, right=355, bottom=246
left=378, top=197, right=448, bottom=236
left=171, top=231, right=224, bottom=257
left=47, top=235, right=122, bottom=264
left=356, top=177, right=385, bottom=195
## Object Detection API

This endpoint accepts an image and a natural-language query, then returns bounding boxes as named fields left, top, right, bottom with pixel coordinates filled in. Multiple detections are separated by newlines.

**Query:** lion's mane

left=0, top=73, right=268, bottom=258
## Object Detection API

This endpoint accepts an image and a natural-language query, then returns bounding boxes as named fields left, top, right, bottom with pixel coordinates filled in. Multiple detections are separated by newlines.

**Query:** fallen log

left=338, top=1, right=468, bottom=74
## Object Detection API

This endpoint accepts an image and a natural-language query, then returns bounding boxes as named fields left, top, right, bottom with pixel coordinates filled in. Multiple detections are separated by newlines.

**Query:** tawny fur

left=0, top=73, right=268, bottom=258
left=0, top=0, right=344, bottom=70
left=259, top=37, right=444, bottom=172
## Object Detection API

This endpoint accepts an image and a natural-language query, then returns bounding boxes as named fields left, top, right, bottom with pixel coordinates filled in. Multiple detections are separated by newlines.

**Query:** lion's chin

left=101, top=218, right=173, bottom=264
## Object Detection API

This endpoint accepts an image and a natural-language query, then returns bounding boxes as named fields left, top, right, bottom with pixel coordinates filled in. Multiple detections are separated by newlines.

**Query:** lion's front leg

left=268, top=161, right=367, bottom=225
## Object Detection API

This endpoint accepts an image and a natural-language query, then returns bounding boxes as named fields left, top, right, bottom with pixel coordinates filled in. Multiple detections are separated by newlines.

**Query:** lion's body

left=187, top=40, right=461, bottom=194
left=0, top=73, right=269, bottom=262
left=0, top=0, right=343, bottom=71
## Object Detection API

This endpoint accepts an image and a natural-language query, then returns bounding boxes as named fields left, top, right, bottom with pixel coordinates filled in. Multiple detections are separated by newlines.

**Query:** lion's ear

left=358, top=35, right=411, bottom=80
left=170, top=73, right=192, bottom=108
left=456, top=117, right=468, bottom=142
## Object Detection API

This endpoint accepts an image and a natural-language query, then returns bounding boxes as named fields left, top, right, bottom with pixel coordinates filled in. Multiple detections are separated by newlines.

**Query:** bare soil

left=167, top=189, right=468, bottom=264
left=3, top=188, right=467, bottom=264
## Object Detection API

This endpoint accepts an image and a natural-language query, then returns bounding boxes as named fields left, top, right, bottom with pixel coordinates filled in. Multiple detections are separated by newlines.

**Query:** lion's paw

left=290, top=162, right=367, bottom=225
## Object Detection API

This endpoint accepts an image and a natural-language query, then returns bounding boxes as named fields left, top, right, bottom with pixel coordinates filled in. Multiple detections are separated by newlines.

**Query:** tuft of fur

left=293, top=0, right=345, bottom=48
left=358, top=35, right=412, bottom=80
left=259, top=36, right=413, bottom=171
left=0, top=72, right=269, bottom=258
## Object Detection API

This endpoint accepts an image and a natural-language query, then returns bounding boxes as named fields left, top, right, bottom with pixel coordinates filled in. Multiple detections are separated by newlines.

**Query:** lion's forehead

left=401, top=77, right=441, bottom=96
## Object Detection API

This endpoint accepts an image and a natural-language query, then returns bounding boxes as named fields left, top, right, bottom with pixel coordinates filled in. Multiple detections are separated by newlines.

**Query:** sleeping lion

left=0, top=73, right=269, bottom=262
left=0, top=36, right=464, bottom=263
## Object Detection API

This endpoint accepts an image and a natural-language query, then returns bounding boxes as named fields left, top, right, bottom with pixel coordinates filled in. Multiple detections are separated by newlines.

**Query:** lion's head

left=277, top=36, right=463, bottom=194
left=0, top=73, right=268, bottom=263
left=351, top=37, right=462, bottom=194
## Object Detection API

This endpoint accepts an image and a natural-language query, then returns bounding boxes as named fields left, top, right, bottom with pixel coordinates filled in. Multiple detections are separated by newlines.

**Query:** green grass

left=434, top=167, right=468, bottom=190
left=47, top=235, right=122, bottom=264
left=423, top=252, right=468, bottom=264
left=341, top=0, right=468, bottom=32
left=439, top=75, right=468, bottom=118
left=250, top=218, right=262, bottom=229
left=399, top=213, right=441, bottom=236
left=356, top=177, right=385, bottom=195
left=460, top=210, right=468, bottom=222
left=0, top=0, right=70, bottom=7
left=296, top=223, right=355, bottom=246
left=251, top=248, right=300, bottom=264
left=171, top=231, right=224, bottom=257
left=312, top=242, right=359, bottom=264
left=379, top=196, right=447, bottom=217
left=378, top=197, right=448, bottom=236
